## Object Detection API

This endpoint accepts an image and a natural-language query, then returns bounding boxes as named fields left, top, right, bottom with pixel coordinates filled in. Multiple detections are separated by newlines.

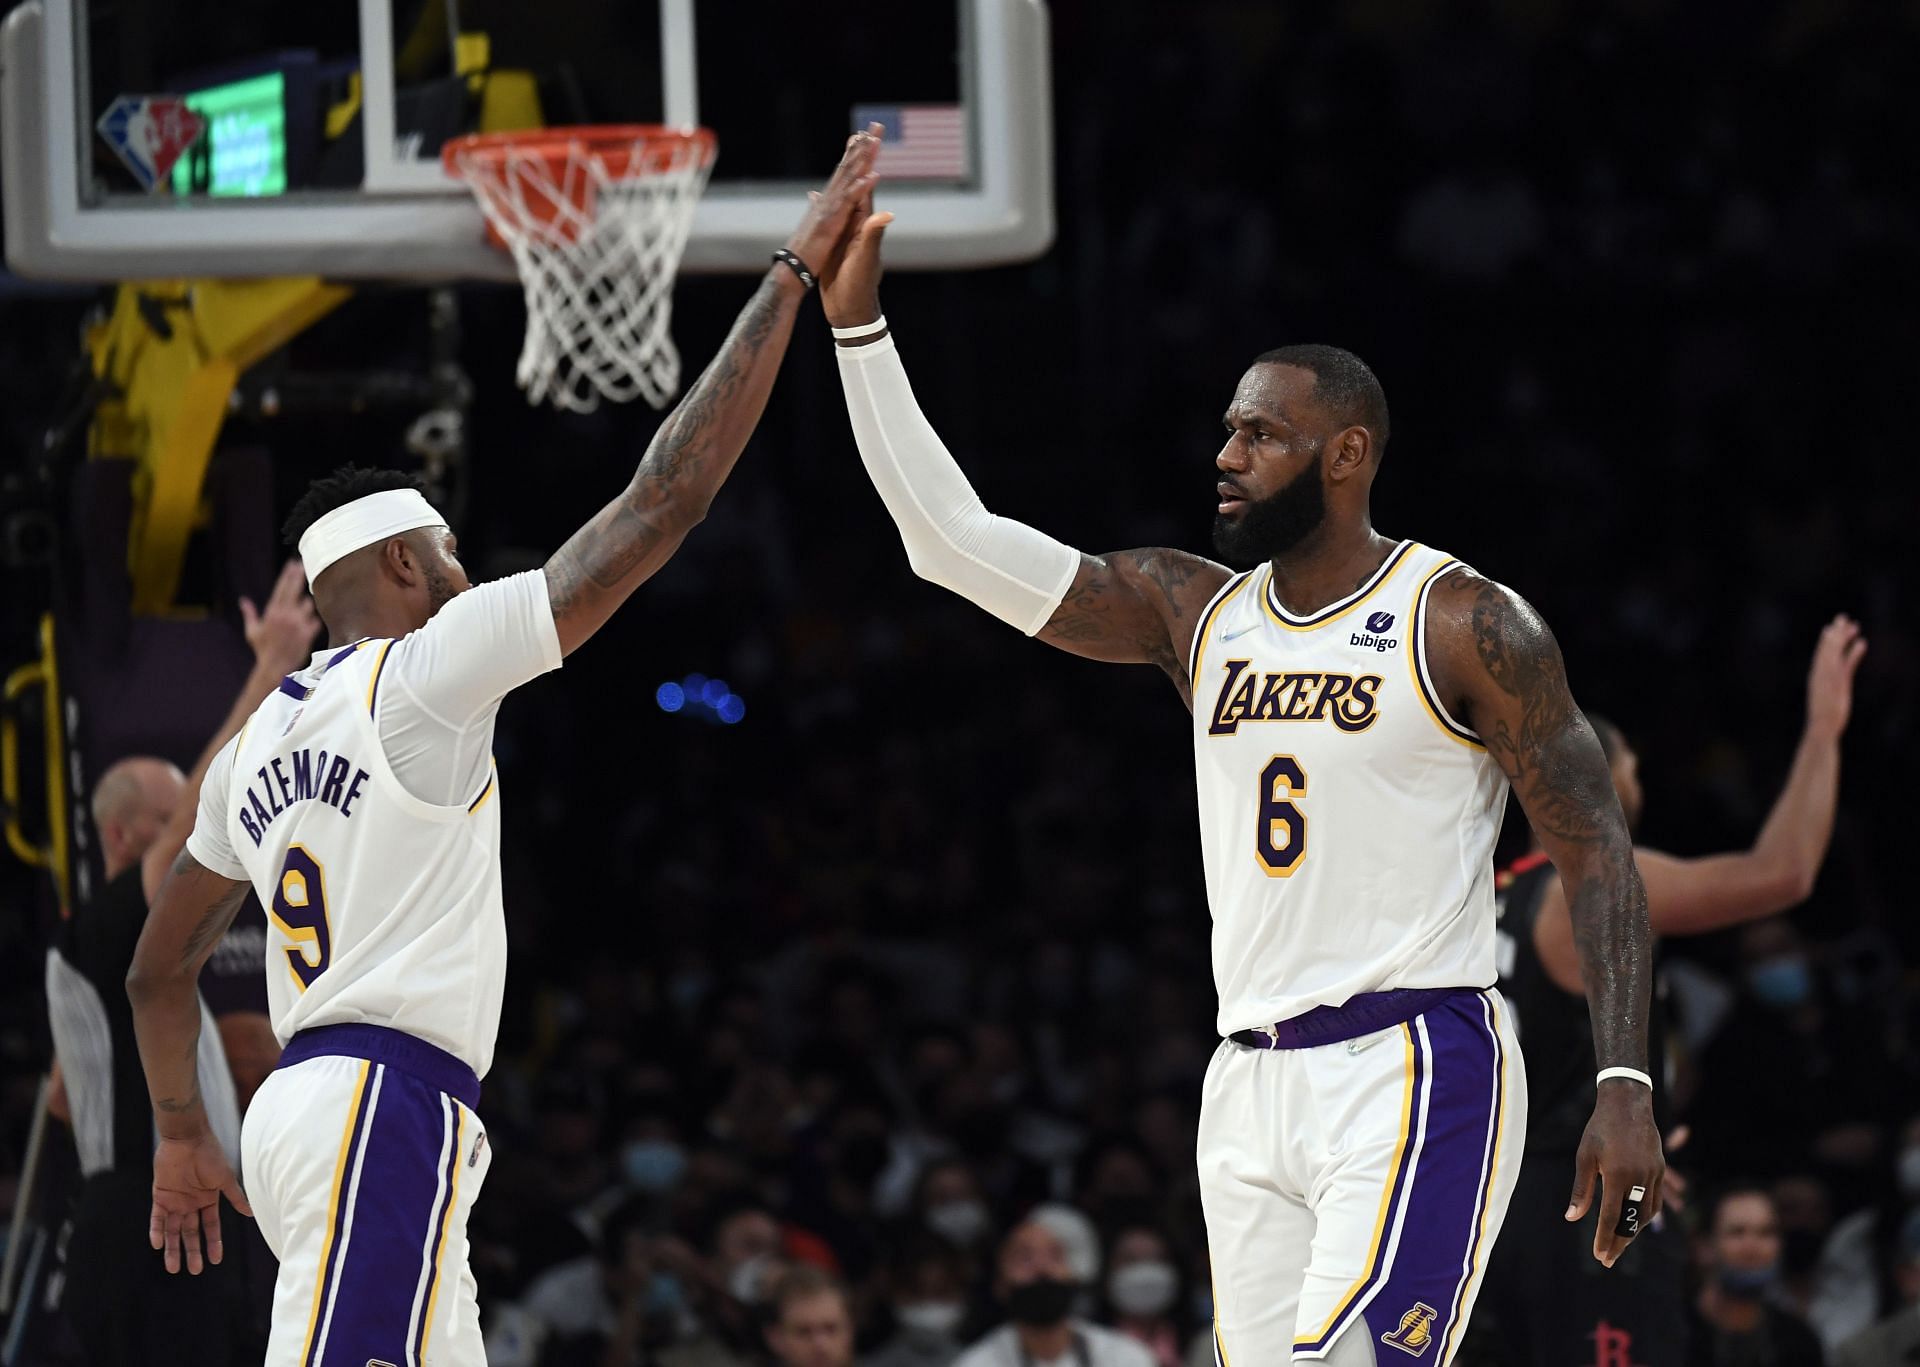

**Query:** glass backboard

left=0, top=0, right=1052, bottom=281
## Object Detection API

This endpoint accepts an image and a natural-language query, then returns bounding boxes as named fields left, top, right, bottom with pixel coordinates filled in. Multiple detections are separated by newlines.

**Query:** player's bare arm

left=1530, top=613, right=1867, bottom=990
left=127, top=847, right=256, bottom=1274
left=1425, top=568, right=1664, bottom=1268
left=819, top=182, right=1229, bottom=706
left=542, top=131, right=883, bottom=656
left=1036, top=550, right=1231, bottom=705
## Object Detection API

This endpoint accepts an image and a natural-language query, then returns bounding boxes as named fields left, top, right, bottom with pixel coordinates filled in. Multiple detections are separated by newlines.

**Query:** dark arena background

left=0, top=2, right=1915, bottom=1366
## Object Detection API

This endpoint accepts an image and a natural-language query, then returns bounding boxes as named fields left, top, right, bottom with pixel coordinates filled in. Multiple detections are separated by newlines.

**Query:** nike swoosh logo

left=1221, top=624, right=1260, bottom=641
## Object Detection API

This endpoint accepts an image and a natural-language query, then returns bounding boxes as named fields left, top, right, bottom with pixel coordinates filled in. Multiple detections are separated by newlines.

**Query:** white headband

left=298, top=488, right=448, bottom=586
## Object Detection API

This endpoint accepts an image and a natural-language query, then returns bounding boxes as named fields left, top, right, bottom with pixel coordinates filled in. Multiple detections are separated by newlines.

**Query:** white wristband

left=1596, top=1067, right=1653, bottom=1089
left=831, top=316, right=889, bottom=340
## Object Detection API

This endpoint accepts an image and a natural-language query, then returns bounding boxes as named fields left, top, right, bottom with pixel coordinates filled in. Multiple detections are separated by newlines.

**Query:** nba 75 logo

left=1380, top=1302, right=1438, bottom=1356
left=1351, top=611, right=1398, bottom=653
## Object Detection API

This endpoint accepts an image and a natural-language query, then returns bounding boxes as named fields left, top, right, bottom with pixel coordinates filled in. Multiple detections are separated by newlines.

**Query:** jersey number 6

left=270, top=844, right=333, bottom=990
left=1256, top=755, right=1308, bottom=877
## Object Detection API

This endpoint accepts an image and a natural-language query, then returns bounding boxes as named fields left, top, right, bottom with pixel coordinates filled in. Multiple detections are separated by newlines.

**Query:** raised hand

left=150, top=1129, right=252, bottom=1274
left=819, top=129, right=894, bottom=330
left=1805, top=613, right=1867, bottom=741
left=241, top=558, right=322, bottom=672
left=783, top=125, right=883, bottom=288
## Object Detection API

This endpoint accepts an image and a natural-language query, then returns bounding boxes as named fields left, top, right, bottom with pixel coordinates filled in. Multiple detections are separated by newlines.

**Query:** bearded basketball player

left=818, top=205, right=1665, bottom=1364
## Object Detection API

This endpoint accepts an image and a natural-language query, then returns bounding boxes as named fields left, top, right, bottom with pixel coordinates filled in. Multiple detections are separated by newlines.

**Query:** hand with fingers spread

left=151, top=1128, right=252, bottom=1274
left=1566, top=1079, right=1665, bottom=1266
left=781, top=123, right=885, bottom=291
left=242, top=558, right=323, bottom=674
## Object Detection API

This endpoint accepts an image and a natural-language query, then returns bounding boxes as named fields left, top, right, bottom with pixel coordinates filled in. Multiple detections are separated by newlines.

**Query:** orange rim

left=442, top=124, right=716, bottom=180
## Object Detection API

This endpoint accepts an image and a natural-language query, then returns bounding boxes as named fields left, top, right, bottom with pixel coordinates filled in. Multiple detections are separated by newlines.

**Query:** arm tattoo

left=155, top=1081, right=202, bottom=1114
left=1462, top=576, right=1615, bottom=845
left=1127, top=547, right=1204, bottom=616
left=178, top=885, right=245, bottom=971
left=1450, top=571, right=1652, bottom=1069
left=548, top=279, right=788, bottom=619
left=1043, top=568, right=1118, bottom=646
left=1039, top=549, right=1208, bottom=705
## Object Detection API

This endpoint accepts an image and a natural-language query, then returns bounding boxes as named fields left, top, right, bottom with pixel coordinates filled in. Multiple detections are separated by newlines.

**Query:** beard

left=1212, top=448, right=1328, bottom=565
left=422, top=560, right=460, bottom=616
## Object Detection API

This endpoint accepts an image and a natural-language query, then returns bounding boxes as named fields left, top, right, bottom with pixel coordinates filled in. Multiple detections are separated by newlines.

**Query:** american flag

left=853, top=105, right=968, bottom=180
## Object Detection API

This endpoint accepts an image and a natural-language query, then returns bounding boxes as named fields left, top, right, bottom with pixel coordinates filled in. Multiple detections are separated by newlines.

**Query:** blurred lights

left=655, top=673, right=746, bottom=726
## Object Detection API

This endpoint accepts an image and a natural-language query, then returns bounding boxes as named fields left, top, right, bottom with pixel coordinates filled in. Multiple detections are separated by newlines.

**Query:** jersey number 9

left=1256, top=755, right=1308, bottom=877
left=270, top=844, right=333, bottom=990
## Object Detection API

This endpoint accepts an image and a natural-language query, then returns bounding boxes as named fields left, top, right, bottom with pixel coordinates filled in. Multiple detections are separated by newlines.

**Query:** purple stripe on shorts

left=316, top=1069, right=457, bottom=1367
left=1349, top=991, right=1507, bottom=1362
left=412, top=1105, right=462, bottom=1362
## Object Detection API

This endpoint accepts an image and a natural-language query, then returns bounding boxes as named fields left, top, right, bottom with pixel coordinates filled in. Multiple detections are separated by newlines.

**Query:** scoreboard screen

left=171, top=72, right=288, bottom=197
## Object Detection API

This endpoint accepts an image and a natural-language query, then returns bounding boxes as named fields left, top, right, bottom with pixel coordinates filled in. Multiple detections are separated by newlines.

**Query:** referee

left=46, top=563, right=316, bottom=1366
left=1474, top=616, right=1864, bottom=1367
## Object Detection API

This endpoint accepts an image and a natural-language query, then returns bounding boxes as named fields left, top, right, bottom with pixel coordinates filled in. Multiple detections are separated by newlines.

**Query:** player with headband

left=127, top=130, right=884, bottom=1367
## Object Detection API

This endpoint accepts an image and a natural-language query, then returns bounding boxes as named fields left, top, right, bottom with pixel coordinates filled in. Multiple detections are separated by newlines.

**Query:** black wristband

left=771, top=249, right=817, bottom=290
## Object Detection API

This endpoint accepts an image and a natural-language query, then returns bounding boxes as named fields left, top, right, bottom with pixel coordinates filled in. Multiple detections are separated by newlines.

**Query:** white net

left=446, top=129, right=716, bottom=413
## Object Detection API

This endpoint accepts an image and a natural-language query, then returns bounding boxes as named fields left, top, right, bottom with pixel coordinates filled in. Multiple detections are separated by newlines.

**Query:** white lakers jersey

left=186, top=571, right=562, bottom=1078
left=1188, top=541, right=1507, bottom=1036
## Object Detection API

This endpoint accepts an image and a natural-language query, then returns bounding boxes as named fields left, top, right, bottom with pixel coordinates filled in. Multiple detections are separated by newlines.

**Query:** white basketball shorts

left=241, top=1024, right=493, bottom=1367
left=1200, top=988, right=1526, bottom=1364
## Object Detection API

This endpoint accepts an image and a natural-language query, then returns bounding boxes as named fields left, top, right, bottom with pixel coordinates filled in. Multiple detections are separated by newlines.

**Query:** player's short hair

left=1253, top=344, right=1391, bottom=458
left=282, top=464, right=425, bottom=549
left=768, top=1264, right=850, bottom=1319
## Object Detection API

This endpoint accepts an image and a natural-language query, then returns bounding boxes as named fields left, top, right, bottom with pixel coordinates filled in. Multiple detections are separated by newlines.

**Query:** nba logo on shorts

left=1366, top=611, right=1395, bottom=633
left=1379, top=1302, right=1438, bottom=1357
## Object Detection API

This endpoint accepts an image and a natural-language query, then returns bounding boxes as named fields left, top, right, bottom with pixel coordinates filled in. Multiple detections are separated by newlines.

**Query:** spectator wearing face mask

left=619, top=1121, right=691, bottom=1199
left=1832, top=1207, right=1920, bottom=1366
left=917, top=1157, right=998, bottom=1254
left=864, top=1236, right=972, bottom=1367
left=766, top=1267, right=858, bottom=1367
left=660, top=1195, right=796, bottom=1367
left=1100, top=1227, right=1186, bottom=1367
left=952, top=1220, right=1154, bottom=1367
left=1689, top=1185, right=1825, bottom=1367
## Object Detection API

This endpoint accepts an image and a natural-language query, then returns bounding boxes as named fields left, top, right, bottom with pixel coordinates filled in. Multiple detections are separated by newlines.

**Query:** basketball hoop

left=443, top=126, right=717, bottom=413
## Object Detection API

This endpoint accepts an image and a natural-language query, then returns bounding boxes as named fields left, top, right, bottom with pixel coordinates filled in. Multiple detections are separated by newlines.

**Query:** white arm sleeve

left=837, top=333, right=1081, bottom=636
